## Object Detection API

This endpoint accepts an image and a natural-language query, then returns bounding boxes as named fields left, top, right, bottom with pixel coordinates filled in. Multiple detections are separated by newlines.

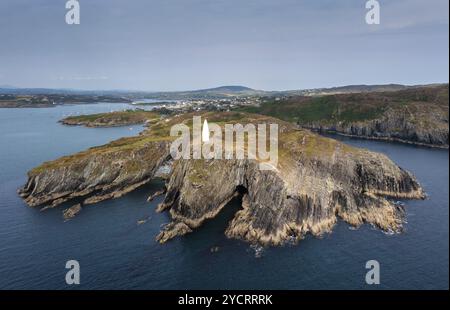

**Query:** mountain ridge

left=2, top=83, right=447, bottom=97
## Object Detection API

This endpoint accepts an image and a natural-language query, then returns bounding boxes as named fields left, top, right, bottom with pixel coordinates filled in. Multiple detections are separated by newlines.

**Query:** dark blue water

left=0, top=106, right=448, bottom=289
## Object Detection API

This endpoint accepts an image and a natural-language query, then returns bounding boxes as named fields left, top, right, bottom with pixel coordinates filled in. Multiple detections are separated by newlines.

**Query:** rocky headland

left=19, top=111, right=425, bottom=246
left=60, top=110, right=159, bottom=127
left=240, top=84, right=449, bottom=148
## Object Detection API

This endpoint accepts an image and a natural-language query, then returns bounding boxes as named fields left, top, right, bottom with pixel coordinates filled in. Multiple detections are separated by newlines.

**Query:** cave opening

left=235, top=185, right=248, bottom=197
left=183, top=185, right=248, bottom=245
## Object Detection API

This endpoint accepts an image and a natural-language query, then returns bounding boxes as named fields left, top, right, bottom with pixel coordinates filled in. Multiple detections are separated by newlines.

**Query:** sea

left=0, top=103, right=448, bottom=289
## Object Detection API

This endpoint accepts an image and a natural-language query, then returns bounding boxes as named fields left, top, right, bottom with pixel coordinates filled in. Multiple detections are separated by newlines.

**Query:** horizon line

left=1, top=81, right=449, bottom=94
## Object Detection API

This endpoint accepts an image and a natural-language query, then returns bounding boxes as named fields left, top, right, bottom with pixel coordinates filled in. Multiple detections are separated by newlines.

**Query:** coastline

left=309, top=129, right=450, bottom=149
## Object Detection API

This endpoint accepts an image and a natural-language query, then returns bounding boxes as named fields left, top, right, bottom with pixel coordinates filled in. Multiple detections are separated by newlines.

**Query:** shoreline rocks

left=63, top=204, right=82, bottom=220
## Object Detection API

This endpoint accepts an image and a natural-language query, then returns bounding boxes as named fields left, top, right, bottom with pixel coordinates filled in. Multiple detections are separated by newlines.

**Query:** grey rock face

left=304, top=104, right=449, bottom=148
left=156, top=134, right=424, bottom=246
left=18, top=140, right=171, bottom=208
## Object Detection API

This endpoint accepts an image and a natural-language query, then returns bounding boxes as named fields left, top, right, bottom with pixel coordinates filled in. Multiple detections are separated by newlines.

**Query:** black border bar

left=1, top=290, right=448, bottom=307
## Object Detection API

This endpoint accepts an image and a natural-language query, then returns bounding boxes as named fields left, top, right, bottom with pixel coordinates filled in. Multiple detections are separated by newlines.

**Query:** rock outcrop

left=156, top=128, right=424, bottom=245
left=147, top=188, right=166, bottom=202
left=18, top=136, right=171, bottom=208
left=63, top=204, right=82, bottom=220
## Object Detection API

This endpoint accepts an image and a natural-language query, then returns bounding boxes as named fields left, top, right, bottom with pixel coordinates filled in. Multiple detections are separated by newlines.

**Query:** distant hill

left=197, top=86, right=255, bottom=92
left=1, top=83, right=448, bottom=100
left=0, top=85, right=260, bottom=99
left=305, top=84, right=408, bottom=95
left=141, top=85, right=264, bottom=100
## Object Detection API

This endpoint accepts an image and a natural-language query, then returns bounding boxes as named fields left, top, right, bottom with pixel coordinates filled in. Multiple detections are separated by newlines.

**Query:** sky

left=0, top=0, right=448, bottom=91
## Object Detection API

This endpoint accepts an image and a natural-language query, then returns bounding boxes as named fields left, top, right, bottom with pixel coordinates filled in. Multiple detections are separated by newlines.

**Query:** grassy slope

left=61, top=110, right=160, bottom=127
left=32, top=111, right=356, bottom=175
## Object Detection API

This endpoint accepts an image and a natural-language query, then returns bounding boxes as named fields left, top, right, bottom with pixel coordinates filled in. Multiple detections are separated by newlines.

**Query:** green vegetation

left=239, top=84, right=449, bottom=125
left=240, top=95, right=384, bottom=124
left=30, top=86, right=449, bottom=177
left=61, top=110, right=160, bottom=127
left=32, top=110, right=302, bottom=175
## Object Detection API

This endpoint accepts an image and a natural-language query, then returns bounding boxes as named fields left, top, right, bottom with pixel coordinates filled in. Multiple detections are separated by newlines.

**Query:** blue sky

left=0, top=0, right=448, bottom=91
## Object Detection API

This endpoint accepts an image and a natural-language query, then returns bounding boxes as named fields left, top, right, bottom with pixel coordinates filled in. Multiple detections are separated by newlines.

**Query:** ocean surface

left=0, top=104, right=448, bottom=289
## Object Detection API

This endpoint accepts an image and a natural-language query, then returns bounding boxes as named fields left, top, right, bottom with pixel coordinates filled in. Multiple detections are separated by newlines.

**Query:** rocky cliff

left=239, top=84, right=449, bottom=148
left=18, top=136, right=171, bottom=208
left=156, top=125, right=424, bottom=245
left=304, top=102, right=448, bottom=147
left=19, top=111, right=425, bottom=246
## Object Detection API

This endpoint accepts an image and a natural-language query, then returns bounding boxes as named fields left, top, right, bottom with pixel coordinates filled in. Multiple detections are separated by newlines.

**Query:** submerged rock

left=137, top=216, right=151, bottom=225
left=147, top=188, right=167, bottom=202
